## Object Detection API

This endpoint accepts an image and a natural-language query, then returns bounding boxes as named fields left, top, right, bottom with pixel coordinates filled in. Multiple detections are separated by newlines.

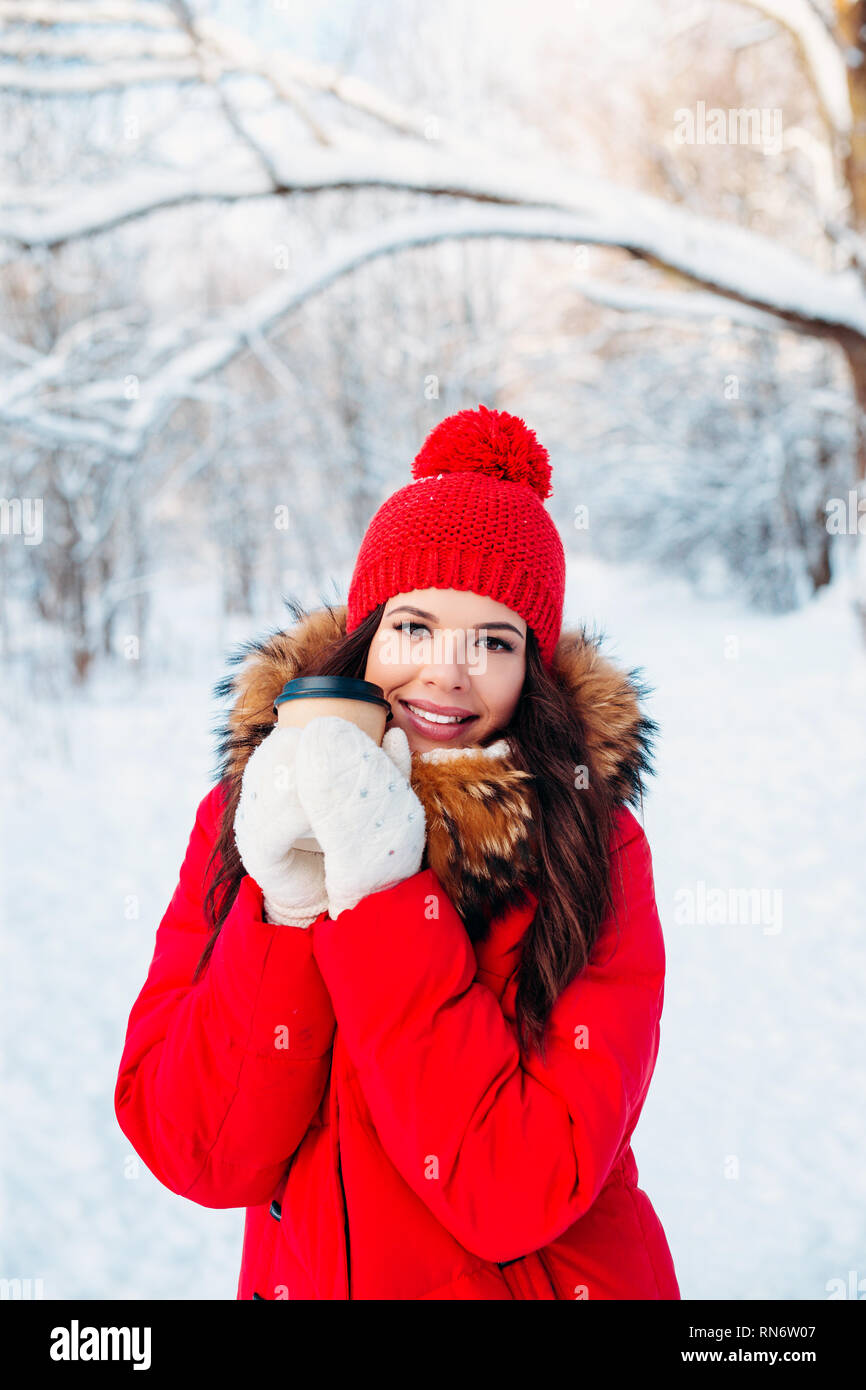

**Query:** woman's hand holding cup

left=237, top=674, right=421, bottom=924
left=296, top=718, right=426, bottom=921
left=233, top=725, right=329, bottom=928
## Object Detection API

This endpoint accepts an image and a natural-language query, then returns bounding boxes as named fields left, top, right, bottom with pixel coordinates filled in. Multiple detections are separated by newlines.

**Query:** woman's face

left=363, top=587, right=527, bottom=753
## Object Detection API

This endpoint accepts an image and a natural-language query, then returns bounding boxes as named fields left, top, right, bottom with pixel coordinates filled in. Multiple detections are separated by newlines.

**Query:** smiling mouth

left=400, top=700, right=478, bottom=728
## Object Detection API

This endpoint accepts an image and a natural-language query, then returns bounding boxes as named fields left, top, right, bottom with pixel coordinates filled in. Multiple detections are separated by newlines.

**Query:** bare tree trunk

left=71, top=565, right=93, bottom=684
left=100, top=551, right=114, bottom=657
left=837, top=1, right=866, bottom=224
left=838, top=335, right=866, bottom=636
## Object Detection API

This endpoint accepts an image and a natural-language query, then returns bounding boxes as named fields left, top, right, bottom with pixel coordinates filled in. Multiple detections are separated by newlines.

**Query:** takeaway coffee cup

left=273, top=677, right=392, bottom=852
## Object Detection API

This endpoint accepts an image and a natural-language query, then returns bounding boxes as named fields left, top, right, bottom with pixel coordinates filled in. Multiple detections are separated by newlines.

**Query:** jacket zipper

left=332, top=1031, right=352, bottom=1299
left=497, top=1249, right=558, bottom=1299
left=535, top=1247, right=556, bottom=1295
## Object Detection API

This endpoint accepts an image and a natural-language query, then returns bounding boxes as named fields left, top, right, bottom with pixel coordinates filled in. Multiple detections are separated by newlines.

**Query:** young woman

left=114, top=404, right=681, bottom=1300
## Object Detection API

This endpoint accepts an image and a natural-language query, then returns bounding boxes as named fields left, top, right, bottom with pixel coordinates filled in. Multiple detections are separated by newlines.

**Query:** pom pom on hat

left=412, top=403, right=553, bottom=500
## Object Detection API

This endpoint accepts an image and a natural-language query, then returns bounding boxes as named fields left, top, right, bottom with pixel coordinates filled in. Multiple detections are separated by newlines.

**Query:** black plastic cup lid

left=273, top=676, right=392, bottom=718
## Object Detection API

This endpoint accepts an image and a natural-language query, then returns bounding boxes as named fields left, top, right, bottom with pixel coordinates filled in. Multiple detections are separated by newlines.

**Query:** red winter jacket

left=114, top=606, right=681, bottom=1300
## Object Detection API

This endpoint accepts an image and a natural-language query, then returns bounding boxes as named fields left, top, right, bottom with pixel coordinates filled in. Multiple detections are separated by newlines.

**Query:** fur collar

left=212, top=603, right=657, bottom=941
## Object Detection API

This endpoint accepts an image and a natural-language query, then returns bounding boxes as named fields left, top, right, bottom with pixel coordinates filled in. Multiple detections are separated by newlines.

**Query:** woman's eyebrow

left=385, top=605, right=526, bottom=639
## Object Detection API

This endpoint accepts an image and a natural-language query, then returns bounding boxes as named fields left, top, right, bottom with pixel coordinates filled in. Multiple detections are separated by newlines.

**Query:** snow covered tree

left=2, top=0, right=866, bottom=679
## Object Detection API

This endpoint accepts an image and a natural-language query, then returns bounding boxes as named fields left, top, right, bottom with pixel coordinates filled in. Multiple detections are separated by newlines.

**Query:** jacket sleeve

left=311, top=807, right=665, bottom=1263
left=114, top=781, right=336, bottom=1209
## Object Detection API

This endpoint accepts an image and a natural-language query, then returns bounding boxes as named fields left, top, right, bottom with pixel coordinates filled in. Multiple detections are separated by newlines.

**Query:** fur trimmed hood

left=212, top=603, right=657, bottom=935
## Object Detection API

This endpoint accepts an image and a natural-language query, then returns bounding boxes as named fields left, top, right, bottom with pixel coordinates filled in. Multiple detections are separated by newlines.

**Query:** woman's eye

left=391, top=622, right=512, bottom=652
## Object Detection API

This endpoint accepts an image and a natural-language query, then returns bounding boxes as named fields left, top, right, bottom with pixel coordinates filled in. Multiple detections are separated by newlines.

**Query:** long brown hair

left=194, top=597, right=653, bottom=1064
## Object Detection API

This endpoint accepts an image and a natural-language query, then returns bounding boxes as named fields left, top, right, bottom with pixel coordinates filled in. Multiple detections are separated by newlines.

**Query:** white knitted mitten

left=233, top=725, right=329, bottom=928
left=295, top=717, right=426, bottom=920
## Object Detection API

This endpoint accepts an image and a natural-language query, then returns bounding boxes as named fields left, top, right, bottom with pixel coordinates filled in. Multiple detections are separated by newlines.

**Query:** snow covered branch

left=0, top=1, right=177, bottom=25
left=4, top=138, right=865, bottom=327
left=574, top=280, right=799, bottom=333
left=0, top=3, right=445, bottom=141
left=735, top=0, right=851, bottom=137
left=3, top=200, right=865, bottom=455
left=2, top=0, right=864, bottom=469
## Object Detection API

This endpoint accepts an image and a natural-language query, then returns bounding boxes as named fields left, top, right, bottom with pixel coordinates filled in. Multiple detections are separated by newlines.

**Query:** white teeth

left=405, top=702, right=468, bottom=725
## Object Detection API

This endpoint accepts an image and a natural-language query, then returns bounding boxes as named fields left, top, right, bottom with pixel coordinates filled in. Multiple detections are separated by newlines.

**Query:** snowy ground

left=2, top=555, right=865, bottom=1300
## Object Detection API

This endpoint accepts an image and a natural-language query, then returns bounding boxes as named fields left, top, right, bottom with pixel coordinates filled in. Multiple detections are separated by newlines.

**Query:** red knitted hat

left=346, top=404, right=566, bottom=667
